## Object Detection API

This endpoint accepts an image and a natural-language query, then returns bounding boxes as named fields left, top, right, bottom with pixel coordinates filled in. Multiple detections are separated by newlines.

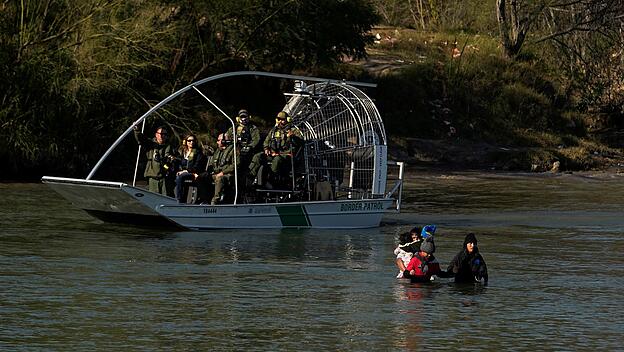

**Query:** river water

left=1, top=171, right=623, bottom=351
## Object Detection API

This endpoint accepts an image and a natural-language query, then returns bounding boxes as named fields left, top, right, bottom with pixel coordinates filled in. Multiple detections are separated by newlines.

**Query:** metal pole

left=192, top=86, right=238, bottom=205
left=396, top=161, right=404, bottom=212
left=348, top=161, right=355, bottom=199
left=132, top=119, right=147, bottom=186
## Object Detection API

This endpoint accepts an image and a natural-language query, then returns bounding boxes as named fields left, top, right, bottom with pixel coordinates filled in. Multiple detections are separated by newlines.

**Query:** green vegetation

left=367, top=0, right=623, bottom=171
left=369, top=23, right=623, bottom=171
left=1, top=0, right=623, bottom=180
left=0, top=0, right=378, bottom=180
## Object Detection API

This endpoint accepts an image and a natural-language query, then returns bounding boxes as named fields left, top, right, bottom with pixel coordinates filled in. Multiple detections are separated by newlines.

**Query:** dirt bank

left=388, top=137, right=624, bottom=174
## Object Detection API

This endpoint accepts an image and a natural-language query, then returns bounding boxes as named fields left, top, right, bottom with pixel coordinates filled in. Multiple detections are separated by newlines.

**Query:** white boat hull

left=42, top=176, right=180, bottom=227
left=42, top=176, right=394, bottom=229
left=153, top=199, right=393, bottom=230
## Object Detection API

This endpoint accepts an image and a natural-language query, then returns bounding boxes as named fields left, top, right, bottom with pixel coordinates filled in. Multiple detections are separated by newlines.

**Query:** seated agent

left=248, top=111, right=303, bottom=186
left=447, top=233, right=489, bottom=284
left=200, top=133, right=239, bottom=205
left=404, top=240, right=453, bottom=283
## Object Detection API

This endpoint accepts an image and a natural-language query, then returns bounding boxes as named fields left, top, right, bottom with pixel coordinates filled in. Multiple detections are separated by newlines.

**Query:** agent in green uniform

left=133, top=125, right=177, bottom=196
left=206, top=133, right=239, bottom=205
left=225, top=109, right=261, bottom=160
left=248, top=111, right=303, bottom=184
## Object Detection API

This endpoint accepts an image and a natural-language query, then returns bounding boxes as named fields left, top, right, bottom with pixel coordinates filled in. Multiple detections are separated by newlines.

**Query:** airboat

left=42, top=71, right=404, bottom=229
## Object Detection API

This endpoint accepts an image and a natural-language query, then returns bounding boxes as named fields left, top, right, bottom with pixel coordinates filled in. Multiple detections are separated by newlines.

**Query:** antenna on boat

left=192, top=86, right=239, bottom=205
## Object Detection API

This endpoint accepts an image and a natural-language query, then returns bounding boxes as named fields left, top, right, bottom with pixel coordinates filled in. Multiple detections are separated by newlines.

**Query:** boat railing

left=385, top=161, right=405, bottom=212
left=85, top=71, right=404, bottom=211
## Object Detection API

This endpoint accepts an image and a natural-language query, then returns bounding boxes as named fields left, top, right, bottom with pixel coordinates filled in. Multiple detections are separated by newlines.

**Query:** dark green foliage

left=376, top=64, right=448, bottom=138
left=0, top=0, right=379, bottom=180
left=2, top=0, right=622, bottom=178
left=373, top=0, right=498, bottom=34
left=378, top=48, right=588, bottom=147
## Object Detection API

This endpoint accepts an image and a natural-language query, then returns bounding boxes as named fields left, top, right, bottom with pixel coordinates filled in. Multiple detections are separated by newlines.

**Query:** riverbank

left=350, top=27, right=624, bottom=173
left=388, top=136, right=624, bottom=173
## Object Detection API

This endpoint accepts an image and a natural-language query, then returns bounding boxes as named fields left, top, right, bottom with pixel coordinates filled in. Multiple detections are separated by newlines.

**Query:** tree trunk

left=496, top=0, right=529, bottom=58
left=407, top=0, right=425, bottom=30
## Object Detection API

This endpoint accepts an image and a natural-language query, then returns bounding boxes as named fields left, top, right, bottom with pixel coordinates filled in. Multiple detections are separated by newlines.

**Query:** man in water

left=447, top=233, right=489, bottom=284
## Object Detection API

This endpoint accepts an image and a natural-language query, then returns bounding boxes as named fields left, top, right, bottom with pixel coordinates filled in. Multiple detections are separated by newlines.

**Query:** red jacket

left=406, top=253, right=442, bottom=282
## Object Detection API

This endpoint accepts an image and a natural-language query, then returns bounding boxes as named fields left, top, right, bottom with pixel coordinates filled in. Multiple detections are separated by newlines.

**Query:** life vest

left=236, top=125, right=252, bottom=144
left=268, top=126, right=288, bottom=151
left=267, top=125, right=301, bottom=152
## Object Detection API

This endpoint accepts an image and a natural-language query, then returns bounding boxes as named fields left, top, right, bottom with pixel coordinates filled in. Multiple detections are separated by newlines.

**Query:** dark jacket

left=178, top=147, right=207, bottom=174
left=399, top=239, right=423, bottom=254
left=134, top=130, right=176, bottom=179
left=447, top=236, right=488, bottom=283
left=209, top=144, right=239, bottom=175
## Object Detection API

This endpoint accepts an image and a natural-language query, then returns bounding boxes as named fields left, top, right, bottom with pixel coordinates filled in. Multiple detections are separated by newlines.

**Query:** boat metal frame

left=43, top=71, right=404, bottom=229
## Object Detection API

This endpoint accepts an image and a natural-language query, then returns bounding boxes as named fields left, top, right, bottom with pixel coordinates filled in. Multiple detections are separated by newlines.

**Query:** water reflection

left=2, top=175, right=624, bottom=350
left=448, top=282, right=487, bottom=297
left=394, top=281, right=439, bottom=301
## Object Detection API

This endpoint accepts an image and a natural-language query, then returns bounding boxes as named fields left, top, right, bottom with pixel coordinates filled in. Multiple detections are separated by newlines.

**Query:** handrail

left=385, top=161, right=404, bottom=212
left=192, top=86, right=238, bottom=205
left=132, top=119, right=146, bottom=186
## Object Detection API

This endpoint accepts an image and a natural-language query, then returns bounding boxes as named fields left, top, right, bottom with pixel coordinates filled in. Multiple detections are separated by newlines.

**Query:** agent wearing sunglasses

left=225, top=109, right=261, bottom=157
left=133, top=125, right=177, bottom=197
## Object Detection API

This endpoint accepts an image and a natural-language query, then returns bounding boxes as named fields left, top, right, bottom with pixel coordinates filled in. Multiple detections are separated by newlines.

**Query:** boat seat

left=254, top=189, right=303, bottom=203
left=314, top=181, right=333, bottom=201
left=186, top=185, right=198, bottom=204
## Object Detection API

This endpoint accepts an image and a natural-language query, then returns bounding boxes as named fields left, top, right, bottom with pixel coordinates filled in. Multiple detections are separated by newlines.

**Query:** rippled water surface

left=1, top=172, right=623, bottom=351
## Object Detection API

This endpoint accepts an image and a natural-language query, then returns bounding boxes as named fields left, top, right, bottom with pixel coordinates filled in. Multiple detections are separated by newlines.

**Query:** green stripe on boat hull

left=276, top=205, right=311, bottom=227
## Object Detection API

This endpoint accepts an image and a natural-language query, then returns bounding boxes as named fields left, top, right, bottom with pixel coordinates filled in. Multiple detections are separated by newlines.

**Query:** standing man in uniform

left=225, top=109, right=260, bottom=175
left=133, top=125, right=177, bottom=197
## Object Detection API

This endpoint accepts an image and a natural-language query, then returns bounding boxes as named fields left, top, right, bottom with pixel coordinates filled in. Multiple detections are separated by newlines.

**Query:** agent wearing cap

left=225, top=109, right=260, bottom=157
left=447, top=233, right=488, bottom=284
left=133, top=125, right=177, bottom=196
left=248, top=111, right=303, bottom=184
left=404, top=239, right=453, bottom=283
